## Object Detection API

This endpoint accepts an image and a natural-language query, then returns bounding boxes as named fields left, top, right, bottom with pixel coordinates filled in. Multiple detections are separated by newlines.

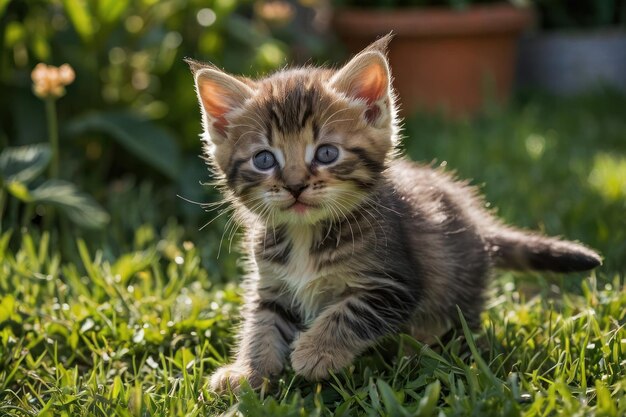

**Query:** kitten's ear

left=192, top=65, right=254, bottom=141
left=330, top=45, right=392, bottom=124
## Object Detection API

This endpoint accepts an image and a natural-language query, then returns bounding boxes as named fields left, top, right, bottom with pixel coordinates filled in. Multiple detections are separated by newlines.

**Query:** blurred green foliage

left=0, top=143, right=110, bottom=230
left=1, top=0, right=323, bottom=148
left=0, top=0, right=330, bottom=259
left=403, top=91, right=626, bottom=274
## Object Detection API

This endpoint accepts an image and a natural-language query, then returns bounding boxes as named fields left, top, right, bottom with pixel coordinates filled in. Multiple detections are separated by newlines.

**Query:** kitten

left=187, top=35, right=601, bottom=393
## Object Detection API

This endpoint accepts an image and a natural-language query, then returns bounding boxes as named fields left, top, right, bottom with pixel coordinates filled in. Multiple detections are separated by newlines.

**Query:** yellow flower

left=255, top=1, right=294, bottom=27
left=58, top=64, right=76, bottom=85
left=31, top=63, right=75, bottom=99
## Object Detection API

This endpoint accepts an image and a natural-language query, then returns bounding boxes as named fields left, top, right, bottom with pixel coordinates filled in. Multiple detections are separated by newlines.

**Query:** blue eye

left=315, top=145, right=339, bottom=164
left=253, top=150, right=276, bottom=170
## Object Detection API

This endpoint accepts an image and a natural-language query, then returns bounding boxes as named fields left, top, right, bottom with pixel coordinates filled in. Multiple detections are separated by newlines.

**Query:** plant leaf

left=456, top=306, right=499, bottom=385
left=30, top=180, right=110, bottom=229
left=111, top=249, right=156, bottom=284
left=0, top=144, right=51, bottom=184
left=65, top=111, right=181, bottom=179
left=61, top=0, right=94, bottom=42
left=6, top=182, right=32, bottom=202
left=98, top=0, right=130, bottom=23
left=0, top=0, right=11, bottom=17
left=415, top=380, right=440, bottom=417
left=377, top=379, right=407, bottom=417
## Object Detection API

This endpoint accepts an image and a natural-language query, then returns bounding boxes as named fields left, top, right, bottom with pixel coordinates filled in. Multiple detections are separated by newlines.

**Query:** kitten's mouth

left=285, top=200, right=316, bottom=214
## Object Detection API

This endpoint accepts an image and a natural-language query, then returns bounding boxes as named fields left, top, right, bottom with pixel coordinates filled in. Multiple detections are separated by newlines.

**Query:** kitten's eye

left=253, top=150, right=276, bottom=170
left=315, top=145, right=339, bottom=164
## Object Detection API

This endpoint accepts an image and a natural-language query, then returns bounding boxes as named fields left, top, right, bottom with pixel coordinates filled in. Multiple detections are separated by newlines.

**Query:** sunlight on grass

left=524, top=133, right=546, bottom=160
left=2, top=93, right=626, bottom=416
left=2, top=211, right=625, bottom=416
left=588, top=153, right=626, bottom=202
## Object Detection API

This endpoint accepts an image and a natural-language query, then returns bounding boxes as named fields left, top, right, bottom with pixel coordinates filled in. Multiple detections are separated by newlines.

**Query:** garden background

left=1, top=1, right=625, bottom=416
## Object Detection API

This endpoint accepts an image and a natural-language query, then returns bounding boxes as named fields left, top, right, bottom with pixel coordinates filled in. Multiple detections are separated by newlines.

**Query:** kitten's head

left=190, top=35, right=398, bottom=225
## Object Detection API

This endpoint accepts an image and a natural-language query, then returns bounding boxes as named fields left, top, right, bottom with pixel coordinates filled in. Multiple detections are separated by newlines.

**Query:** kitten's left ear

left=329, top=47, right=392, bottom=125
left=188, top=61, right=255, bottom=143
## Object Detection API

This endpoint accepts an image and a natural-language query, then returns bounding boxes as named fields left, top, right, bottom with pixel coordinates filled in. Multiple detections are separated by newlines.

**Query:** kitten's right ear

left=329, top=48, right=392, bottom=125
left=191, top=64, right=254, bottom=142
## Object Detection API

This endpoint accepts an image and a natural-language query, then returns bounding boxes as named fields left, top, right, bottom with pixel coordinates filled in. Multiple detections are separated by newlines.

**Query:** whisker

left=320, top=107, right=351, bottom=133
left=177, top=194, right=232, bottom=212
left=198, top=206, right=233, bottom=231
left=217, top=215, right=236, bottom=258
left=215, top=196, right=266, bottom=257
left=238, top=114, right=266, bottom=133
left=331, top=199, right=360, bottom=254
left=176, top=194, right=208, bottom=206
left=322, top=118, right=354, bottom=129
left=334, top=195, right=372, bottom=246
left=322, top=201, right=341, bottom=247
left=318, top=96, right=351, bottom=126
left=327, top=199, right=355, bottom=254
left=233, top=129, right=264, bottom=147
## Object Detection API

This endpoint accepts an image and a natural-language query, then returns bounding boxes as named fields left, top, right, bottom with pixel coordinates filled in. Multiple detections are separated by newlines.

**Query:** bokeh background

left=1, top=0, right=624, bottom=273
left=1, top=1, right=625, bottom=415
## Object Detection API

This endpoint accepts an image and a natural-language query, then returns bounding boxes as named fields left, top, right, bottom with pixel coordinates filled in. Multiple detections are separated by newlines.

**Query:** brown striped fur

left=188, top=35, right=601, bottom=393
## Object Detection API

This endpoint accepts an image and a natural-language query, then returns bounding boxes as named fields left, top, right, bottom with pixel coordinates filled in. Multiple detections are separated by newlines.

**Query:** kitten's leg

left=210, top=298, right=299, bottom=393
left=291, top=284, right=414, bottom=380
left=408, top=318, right=451, bottom=346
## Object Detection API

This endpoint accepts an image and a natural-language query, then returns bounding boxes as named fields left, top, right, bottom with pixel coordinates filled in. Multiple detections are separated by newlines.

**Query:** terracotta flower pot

left=333, top=4, right=534, bottom=116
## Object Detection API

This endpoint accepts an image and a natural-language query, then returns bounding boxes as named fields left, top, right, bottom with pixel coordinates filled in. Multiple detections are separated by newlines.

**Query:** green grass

left=1, top=92, right=626, bottom=416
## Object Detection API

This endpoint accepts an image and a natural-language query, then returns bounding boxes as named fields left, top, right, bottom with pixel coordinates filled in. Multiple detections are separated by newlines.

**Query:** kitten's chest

left=256, top=226, right=347, bottom=321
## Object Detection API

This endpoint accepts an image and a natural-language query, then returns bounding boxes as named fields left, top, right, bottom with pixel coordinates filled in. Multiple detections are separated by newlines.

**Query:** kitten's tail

left=486, top=227, right=602, bottom=273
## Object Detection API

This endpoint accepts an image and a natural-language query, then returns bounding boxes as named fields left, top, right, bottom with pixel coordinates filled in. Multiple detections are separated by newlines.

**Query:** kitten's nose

left=284, top=183, right=308, bottom=198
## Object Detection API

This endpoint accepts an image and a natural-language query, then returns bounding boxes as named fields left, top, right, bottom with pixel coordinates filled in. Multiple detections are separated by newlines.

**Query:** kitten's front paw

left=209, top=363, right=262, bottom=394
left=290, top=336, right=354, bottom=381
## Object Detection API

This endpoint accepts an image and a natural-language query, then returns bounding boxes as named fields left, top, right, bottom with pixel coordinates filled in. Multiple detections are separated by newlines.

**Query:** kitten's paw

left=209, top=363, right=262, bottom=394
left=290, top=337, right=354, bottom=381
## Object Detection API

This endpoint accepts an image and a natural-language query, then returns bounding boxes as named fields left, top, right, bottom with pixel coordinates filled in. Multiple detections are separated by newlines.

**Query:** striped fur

left=189, top=35, right=601, bottom=393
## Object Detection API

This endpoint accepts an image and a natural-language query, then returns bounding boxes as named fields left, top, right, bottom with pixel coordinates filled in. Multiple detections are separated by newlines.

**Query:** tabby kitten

left=188, top=35, right=601, bottom=393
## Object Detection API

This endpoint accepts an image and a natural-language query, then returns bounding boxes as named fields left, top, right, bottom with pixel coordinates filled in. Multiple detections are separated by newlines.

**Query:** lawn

left=1, top=92, right=625, bottom=416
